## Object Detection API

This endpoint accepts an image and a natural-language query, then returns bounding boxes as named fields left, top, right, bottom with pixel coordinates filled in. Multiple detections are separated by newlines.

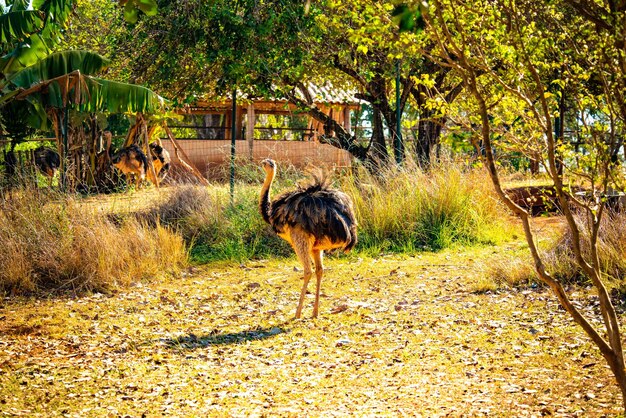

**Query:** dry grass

left=0, top=159, right=517, bottom=293
left=0, top=188, right=187, bottom=295
left=342, top=162, right=511, bottom=253
left=0, top=176, right=623, bottom=416
left=130, top=162, right=512, bottom=264
left=481, top=209, right=626, bottom=292
left=543, top=211, right=626, bottom=287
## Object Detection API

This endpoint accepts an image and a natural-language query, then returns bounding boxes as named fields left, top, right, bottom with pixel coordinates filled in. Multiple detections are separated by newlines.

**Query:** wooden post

left=247, top=104, right=255, bottom=159
left=308, top=118, right=317, bottom=141
left=163, top=125, right=210, bottom=186
left=141, top=119, right=160, bottom=188
left=225, top=110, right=232, bottom=142
left=343, top=106, right=351, bottom=134
left=235, top=105, right=244, bottom=141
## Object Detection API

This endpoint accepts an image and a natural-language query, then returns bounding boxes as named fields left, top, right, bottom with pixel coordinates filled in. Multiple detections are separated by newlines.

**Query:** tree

left=99, top=1, right=310, bottom=101
left=308, top=0, right=464, bottom=167
left=85, top=0, right=462, bottom=166
left=414, top=0, right=626, bottom=410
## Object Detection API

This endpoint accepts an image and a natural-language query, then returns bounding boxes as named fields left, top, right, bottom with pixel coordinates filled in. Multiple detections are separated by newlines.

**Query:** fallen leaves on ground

left=0, top=248, right=622, bottom=417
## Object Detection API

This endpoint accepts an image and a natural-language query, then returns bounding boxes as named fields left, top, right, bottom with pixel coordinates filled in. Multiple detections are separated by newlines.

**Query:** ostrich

left=259, top=159, right=357, bottom=319
left=111, top=144, right=149, bottom=189
left=148, top=142, right=171, bottom=182
left=33, top=146, right=60, bottom=187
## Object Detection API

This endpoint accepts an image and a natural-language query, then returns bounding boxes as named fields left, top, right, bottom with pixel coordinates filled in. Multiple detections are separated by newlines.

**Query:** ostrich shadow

left=160, top=323, right=290, bottom=350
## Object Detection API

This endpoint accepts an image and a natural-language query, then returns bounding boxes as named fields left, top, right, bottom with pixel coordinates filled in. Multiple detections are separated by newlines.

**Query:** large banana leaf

left=6, top=1, right=32, bottom=12
left=18, top=72, right=167, bottom=118
left=0, top=32, right=49, bottom=75
left=0, top=1, right=74, bottom=75
left=0, top=10, right=45, bottom=45
left=78, top=77, right=168, bottom=114
left=35, top=0, right=74, bottom=26
left=6, top=50, right=110, bottom=89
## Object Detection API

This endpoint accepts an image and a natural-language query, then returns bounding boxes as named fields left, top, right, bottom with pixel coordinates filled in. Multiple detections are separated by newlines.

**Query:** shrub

left=144, top=161, right=511, bottom=261
left=139, top=184, right=291, bottom=262
left=342, top=162, right=510, bottom=254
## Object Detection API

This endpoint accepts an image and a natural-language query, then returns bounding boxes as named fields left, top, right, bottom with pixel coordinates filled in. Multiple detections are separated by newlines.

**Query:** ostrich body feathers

left=268, top=179, right=357, bottom=252
left=34, top=147, right=60, bottom=177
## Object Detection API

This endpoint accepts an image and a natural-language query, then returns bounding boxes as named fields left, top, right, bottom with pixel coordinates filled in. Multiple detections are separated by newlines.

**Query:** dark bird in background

left=111, top=144, right=149, bottom=188
left=149, top=141, right=171, bottom=182
left=259, top=158, right=357, bottom=319
left=34, top=146, right=60, bottom=187
left=4, top=147, right=17, bottom=178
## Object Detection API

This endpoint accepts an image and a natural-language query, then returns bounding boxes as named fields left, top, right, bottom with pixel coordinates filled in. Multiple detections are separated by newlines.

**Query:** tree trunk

left=369, top=107, right=388, bottom=166
left=415, top=110, right=443, bottom=168
left=285, top=89, right=369, bottom=161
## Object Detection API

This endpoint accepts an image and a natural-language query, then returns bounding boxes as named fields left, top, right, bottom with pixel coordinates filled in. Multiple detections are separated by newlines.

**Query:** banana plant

left=0, top=0, right=157, bottom=76
left=1, top=49, right=167, bottom=130
left=0, top=1, right=164, bottom=130
left=0, top=0, right=160, bottom=191
left=0, top=0, right=75, bottom=76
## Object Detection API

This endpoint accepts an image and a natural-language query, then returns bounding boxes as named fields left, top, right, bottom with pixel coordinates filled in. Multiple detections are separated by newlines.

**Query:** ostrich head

left=261, top=158, right=276, bottom=176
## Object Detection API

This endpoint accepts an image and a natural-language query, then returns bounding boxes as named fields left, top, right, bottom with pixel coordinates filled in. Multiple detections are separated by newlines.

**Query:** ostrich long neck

left=259, top=168, right=275, bottom=224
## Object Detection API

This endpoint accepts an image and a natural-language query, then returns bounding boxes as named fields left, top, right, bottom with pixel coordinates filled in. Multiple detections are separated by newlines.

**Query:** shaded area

left=505, top=185, right=562, bottom=216
left=161, top=325, right=289, bottom=349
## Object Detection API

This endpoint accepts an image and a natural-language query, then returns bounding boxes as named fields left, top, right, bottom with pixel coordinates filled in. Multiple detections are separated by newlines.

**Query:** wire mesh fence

left=0, top=137, right=355, bottom=189
left=160, top=138, right=354, bottom=182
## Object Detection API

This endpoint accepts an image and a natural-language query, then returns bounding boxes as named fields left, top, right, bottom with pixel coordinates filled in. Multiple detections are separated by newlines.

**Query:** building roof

left=184, top=82, right=362, bottom=114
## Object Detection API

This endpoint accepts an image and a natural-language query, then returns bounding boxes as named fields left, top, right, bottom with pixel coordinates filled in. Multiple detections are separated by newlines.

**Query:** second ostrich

left=34, top=146, right=60, bottom=187
left=259, top=159, right=357, bottom=319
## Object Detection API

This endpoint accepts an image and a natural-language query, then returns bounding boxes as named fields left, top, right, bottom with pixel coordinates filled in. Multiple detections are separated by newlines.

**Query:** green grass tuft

left=142, top=162, right=511, bottom=262
left=343, top=162, right=509, bottom=254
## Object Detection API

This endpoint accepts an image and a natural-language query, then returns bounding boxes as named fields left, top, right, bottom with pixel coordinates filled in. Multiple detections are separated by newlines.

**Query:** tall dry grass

left=542, top=210, right=626, bottom=287
left=480, top=209, right=626, bottom=291
left=140, top=161, right=511, bottom=262
left=342, top=162, right=509, bottom=253
left=0, top=160, right=513, bottom=294
left=0, top=189, right=187, bottom=295
left=138, top=184, right=291, bottom=262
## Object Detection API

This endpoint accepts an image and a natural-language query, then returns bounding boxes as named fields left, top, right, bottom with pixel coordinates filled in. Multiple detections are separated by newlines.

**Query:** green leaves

left=391, top=3, right=425, bottom=33
left=79, top=77, right=167, bottom=114
left=16, top=73, right=167, bottom=115
left=36, top=0, right=74, bottom=26
left=100, top=0, right=313, bottom=100
left=6, top=50, right=110, bottom=89
left=119, top=0, right=158, bottom=24
left=0, top=32, right=49, bottom=75
left=0, top=1, right=76, bottom=76
left=0, top=0, right=166, bottom=134
left=0, top=10, right=46, bottom=45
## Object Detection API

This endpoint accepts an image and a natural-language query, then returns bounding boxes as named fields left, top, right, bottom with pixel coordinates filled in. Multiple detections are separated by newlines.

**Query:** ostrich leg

left=312, top=250, right=324, bottom=318
left=292, top=232, right=314, bottom=319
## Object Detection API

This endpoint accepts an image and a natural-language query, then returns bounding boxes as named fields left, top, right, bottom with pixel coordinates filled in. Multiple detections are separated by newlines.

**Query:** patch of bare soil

left=0, top=248, right=622, bottom=417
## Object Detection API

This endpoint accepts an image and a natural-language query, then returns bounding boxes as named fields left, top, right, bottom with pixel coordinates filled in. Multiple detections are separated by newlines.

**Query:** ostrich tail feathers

left=298, top=166, right=331, bottom=191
